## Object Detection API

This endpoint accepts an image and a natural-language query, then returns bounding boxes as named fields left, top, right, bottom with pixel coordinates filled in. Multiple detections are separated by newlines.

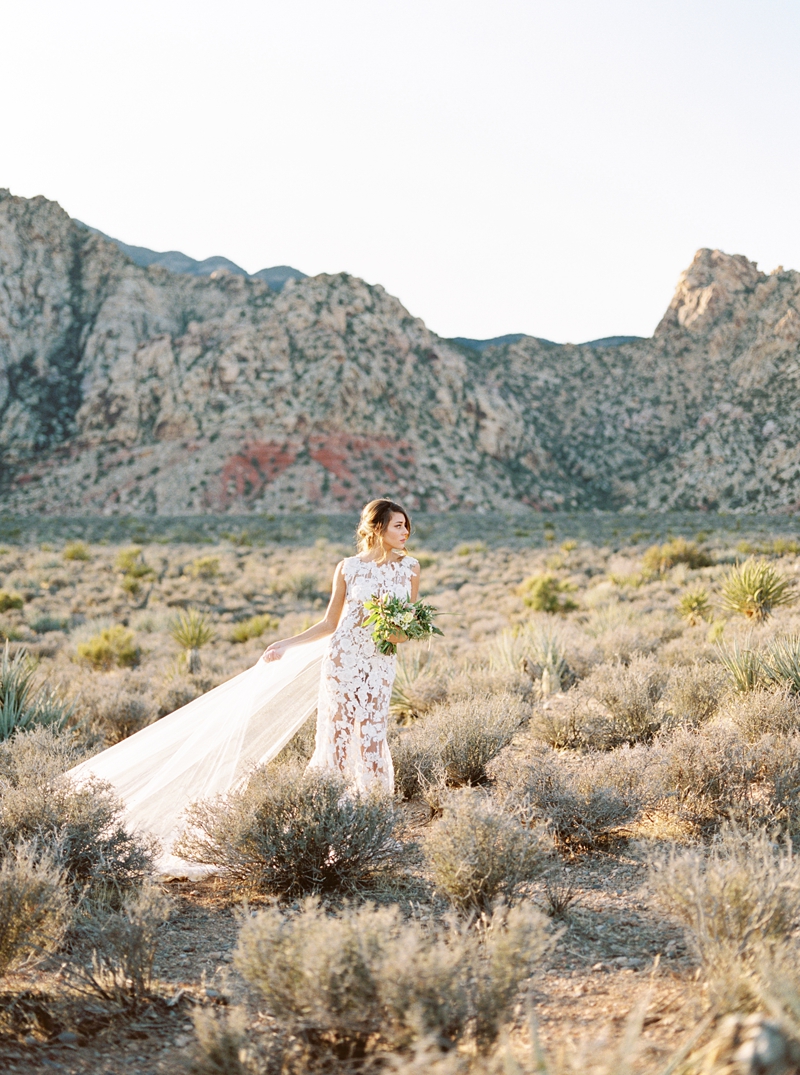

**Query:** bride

left=69, top=498, right=420, bottom=873
left=263, top=497, right=419, bottom=794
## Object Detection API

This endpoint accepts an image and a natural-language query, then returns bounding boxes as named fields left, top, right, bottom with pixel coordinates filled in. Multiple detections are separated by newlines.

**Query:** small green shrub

left=63, top=541, right=91, bottom=562
left=115, top=546, right=145, bottom=573
left=231, top=613, right=279, bottom=643
left=642, top=538, right=712, bottom=574
left=0, top=591, right=24, bottom=613
left=187, top=556, right=220, bottom=579
left=169, top=609, right=215, bottom=674
left=720, top=558, right=797, bottom=621
left=391, top=693, right=524, bottom=800
left=235, top=898, right=554, bottom=1057
left=77, top=624, right=140, bottom=670
left=516, top=574, right=576, bottom=613
left=659, top=662, right=726, bottom=728
left=677, top=585, right=713, bottom=625
left=30, top=613, right=69, bottom=634
left=720, top=689, right=800, bottom=741
left=176, top=765, right=403, bottom=897
left=283, top=572, right=320, bottom=600
left=649, top=826, right=800, bottom=1010
left=0, top=643, right=75, bottom=740
left=425, top=792, right=550, bottom=913
left=0, top=844, right=70, bottom=976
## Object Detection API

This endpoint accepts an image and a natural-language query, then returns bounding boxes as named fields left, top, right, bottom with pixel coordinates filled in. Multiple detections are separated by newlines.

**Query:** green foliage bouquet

left=362, top=594, right=443, bottom=656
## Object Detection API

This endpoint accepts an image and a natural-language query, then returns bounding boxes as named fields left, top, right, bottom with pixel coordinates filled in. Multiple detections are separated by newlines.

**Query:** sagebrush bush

left=642, top=538, right=712, bottom=574
left=0, top=756, right=157, bottom=907
left=501, top=748, right=646, bottom=848
left=235, top=898, right=554, bottom=1057
left=77, top=624, right=140, bottom=670
left=70, top=883, right=171, bottom=1011
left=425, top=792, right=550, bottom=913
left=391, top=693, right=524, bottom=800
left=659, top=661, right=726, bottom=728
left=231, top=613, right=279, bottom=643
left=649, top=826, right=800, bottom=1009
left=0, top=725, right=84, bottom=784
left=578, top=655, right=669, bottom=745
left=719, top=688, right=800, bottom=740
left=30, top=613, right=69, bottom=634
left=187, top=555, right=220, bottom=579
left=720, top=558, right=797, bottom=621
left=0, top=843, right=70, bottom=976
left=176, top=764, right=403, bottom=896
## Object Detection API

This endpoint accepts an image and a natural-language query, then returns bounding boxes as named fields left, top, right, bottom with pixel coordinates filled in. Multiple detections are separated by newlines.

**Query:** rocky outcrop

left=1, top=189, right=799, bottom=514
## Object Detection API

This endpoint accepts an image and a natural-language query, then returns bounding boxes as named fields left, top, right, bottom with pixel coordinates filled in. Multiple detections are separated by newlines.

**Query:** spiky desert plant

left=716, top=638, right=763, bottom=692
left=0, top=642, right=75, bottom=740
left=720, top=558, right=797, bottom=622
left=169, top=609, right=215, bottom=674
left=677, top=585, right=713, bottom=626
left=762, top=635, right=800, bottom=695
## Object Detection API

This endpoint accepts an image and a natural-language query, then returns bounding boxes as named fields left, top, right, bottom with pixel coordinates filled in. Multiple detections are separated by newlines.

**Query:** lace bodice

left=307, top=554, right=418, bottom=793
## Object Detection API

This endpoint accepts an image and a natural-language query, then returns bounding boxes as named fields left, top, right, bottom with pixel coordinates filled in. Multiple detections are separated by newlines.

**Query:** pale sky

left=2, top=0, right=799, bottom=343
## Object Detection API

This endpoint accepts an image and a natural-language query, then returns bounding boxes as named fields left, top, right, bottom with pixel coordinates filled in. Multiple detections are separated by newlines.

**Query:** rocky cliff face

left=1, top=189, right=798, bottom=514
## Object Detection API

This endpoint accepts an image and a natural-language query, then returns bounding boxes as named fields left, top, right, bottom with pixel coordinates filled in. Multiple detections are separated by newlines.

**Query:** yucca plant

left=0, top=642, right=75, bottom=740
left=677, top=585, right=712, bottom=626
left=762, top=635, right=800, bottom=694
left=716, top=638, right=763, bottom=693
left=169, top=609, right=215, bottom=674
left=720, top=558, right=797, bottom=622
left=231, top=614, right=279, bottom=644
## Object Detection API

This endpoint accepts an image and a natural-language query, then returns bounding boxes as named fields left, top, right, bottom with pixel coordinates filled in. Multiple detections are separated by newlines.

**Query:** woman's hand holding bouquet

left=362, top=594, right=443, bottom=656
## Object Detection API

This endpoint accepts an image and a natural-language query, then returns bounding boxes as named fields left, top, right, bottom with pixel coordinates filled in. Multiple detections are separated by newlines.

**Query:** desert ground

left=1, top=511, right=800, bottom=1074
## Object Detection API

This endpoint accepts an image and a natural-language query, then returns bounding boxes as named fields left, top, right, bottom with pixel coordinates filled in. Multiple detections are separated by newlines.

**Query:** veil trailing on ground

left=68, top=639, right=328, bottom=877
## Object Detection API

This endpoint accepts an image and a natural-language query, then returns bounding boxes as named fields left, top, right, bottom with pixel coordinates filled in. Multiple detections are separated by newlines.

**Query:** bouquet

left=362, top=594, right=443, bottom=656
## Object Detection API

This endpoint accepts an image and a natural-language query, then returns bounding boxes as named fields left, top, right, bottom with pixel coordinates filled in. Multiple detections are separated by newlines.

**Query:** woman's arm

left=261, top=561, right=346, bottom=662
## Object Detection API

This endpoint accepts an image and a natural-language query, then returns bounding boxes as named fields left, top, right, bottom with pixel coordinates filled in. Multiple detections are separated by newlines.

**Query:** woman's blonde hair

left=356, top=499, right=412, bottom=556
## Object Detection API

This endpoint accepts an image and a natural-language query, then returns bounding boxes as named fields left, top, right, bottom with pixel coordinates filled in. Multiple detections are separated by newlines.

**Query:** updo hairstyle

left=356, top=498, right=412, bottom=557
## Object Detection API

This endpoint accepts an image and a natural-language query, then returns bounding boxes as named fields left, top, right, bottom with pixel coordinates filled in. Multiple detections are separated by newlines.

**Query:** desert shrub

left=83, top=686, right=158, bottom=744
left=188, top=555, right=220, bottom=579
left=720, top=558, right=797, bottom=621
left=30, top=613, right=69, bottom=634
left=516, top=574, right=576, bottom=613
left=176, top=764, right=403, bottom=896
left=114, top=546, right=154, bottom=578
left=0, top=843, right=70, bottom=976
left=0, top=763, right=157, bottom=907
left=282, top=572, right=320, bottom=600
left=716, top=638, right=764, bottom=692
left=156, top=673, right=211, bottom=717
left=0, top=623, right=24, bottom=642
left=649, top=826, right=800, bottom=1009
left=0, top=642, right=75, bottom=740
left=231, top=613, right=279, bottom=643
left=720, top=689, right=800, bottom=740
left=502, top=748, right=646, bottom=849
left=658, top=661, right=726, bottom=728
left=641, top=537, right=712, bottom=574
left=676, top=585, right=712, bottom=625
left=70, top=883, right=171, bottom=1011
left=0, top=591, right=24, bottom=612
left=169, top=608, right=215, bottom=673
left=391, top=649, right=448, bottom=720
left=63, top=541, right=91, bottom=562
left=762, top=634, right=800, bottom=694
left=270, top=713, right=317, bottom=766
left=0, top=725, right=84, bottom=784
left=189, top=1008, right=249, bottom=1075
left=425, top=792, right=551, bottom=913
left=577, top=655, right=669, bottom=745
left=235, top=898, right=554, bottom=1057
left=77, top=624, right=140, bottom=670
left=391, top=693, right=524, bottom=800
left=488, top=624, right=573, bottom=698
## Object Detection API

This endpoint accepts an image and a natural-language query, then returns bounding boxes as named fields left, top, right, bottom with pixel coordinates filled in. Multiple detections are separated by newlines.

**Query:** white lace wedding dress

left=308, top=554, right=418, bottom=793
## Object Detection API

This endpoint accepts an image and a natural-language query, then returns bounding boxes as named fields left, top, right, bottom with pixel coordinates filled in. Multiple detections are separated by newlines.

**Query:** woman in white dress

left=263, top=498, right=420, bottom=794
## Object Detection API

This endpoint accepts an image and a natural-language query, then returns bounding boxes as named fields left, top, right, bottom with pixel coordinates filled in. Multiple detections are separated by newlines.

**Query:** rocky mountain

left=1, top=189, right=798, bottom=515
left=77, top=223, right=307, bottom=291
